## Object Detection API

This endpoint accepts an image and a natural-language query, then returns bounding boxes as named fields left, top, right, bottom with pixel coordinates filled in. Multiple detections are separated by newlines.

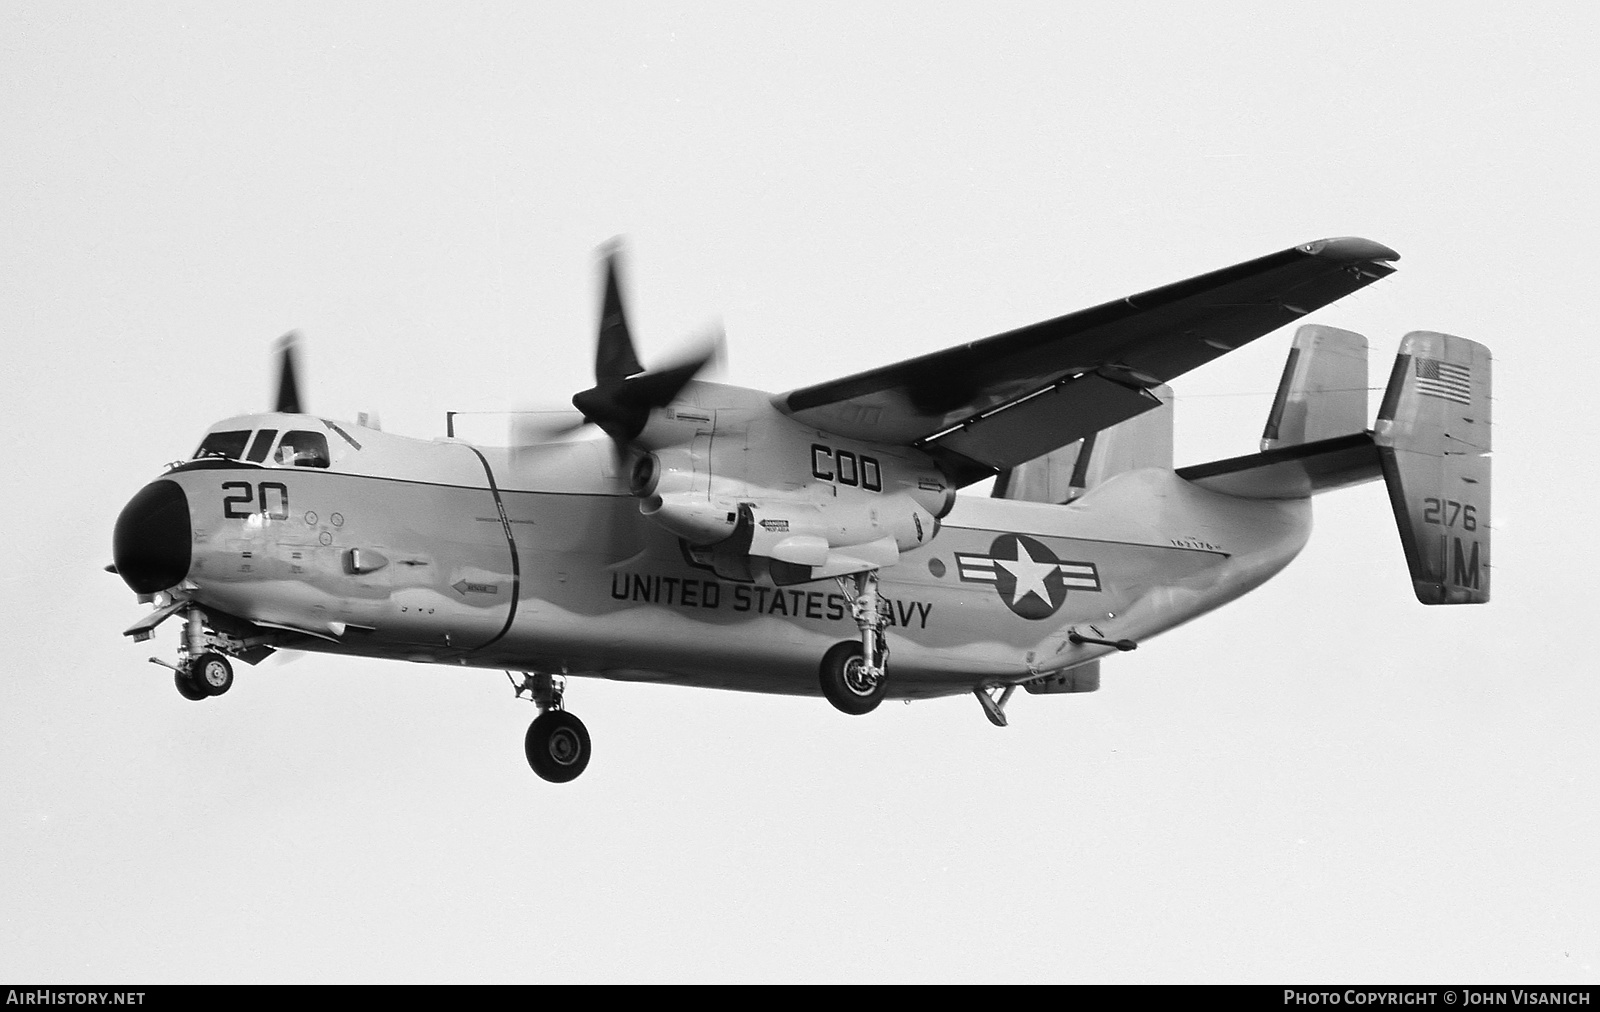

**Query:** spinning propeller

left=514, top=246, right=720, bottom=456
left=274, top=332, right=305, bottom=414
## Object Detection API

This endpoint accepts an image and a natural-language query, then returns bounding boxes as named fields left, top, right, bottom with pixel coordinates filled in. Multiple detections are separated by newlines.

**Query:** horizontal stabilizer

left=1177, top=432, right=1380, bottom=500
left=1374, top=331, right=1491, bottom=604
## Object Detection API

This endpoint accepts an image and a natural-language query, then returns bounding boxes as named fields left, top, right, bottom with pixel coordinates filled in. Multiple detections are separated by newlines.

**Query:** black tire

left=191, top=652, right=234, bottom=697
left=525, top=710, right=591, bottom=783
left=174, top=670, right=208, bottom=701
left=819, top=640, right=886, bottom=715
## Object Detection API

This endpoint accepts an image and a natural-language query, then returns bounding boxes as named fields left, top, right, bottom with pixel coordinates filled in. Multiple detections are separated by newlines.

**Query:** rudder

left=1374, top=331, right=1492, bottom=604
left=1262, top=324, right=1370, bottom=451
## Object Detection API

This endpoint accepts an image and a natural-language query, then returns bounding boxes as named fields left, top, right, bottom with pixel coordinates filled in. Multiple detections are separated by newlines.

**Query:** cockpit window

left=276, top=430, right=330, bottom=468
left=194, top=430, right=251, bottom=460
left=245, top=429, right=278, bottom=463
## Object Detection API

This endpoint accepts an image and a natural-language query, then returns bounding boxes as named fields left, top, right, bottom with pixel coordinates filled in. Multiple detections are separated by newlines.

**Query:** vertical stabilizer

left=1373, top=331, right=1492, bottom=604
left=993, top=386, right=1173, bottom=504
left=1261, top=324, right=1369, bottom=451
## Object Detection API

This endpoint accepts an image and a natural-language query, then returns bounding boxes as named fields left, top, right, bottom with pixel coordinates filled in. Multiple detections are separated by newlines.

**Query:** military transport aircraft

left=110, top=238, right=1491, bottom=782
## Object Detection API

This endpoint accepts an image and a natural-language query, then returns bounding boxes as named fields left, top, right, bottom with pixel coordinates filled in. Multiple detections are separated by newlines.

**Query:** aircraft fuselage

left=118, top=390, right=1312, bottom=700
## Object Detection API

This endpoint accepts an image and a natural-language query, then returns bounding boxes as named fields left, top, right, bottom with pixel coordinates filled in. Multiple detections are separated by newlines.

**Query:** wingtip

left=1298, top=237, right=1400, bottom=263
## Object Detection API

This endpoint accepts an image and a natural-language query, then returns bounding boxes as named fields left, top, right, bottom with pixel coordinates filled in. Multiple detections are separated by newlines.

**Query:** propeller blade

left=613, top=329, right=723, bottom=408
left=562, top=243, right=725, bottom=456
left=274, top=332, right=304, bottom=414
left=570, top=328, right=721, bottom=444
left=596, top=243, right=643, bottom=382
left=510, top=411, right=591, bottom=447
left=509, top=410, right=595, bottom=468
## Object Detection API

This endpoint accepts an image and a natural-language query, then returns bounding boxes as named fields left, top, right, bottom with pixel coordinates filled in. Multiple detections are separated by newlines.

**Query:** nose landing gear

left=149, top=607, right=239, bottom=700
left=510, top=672, right=592, bottom=783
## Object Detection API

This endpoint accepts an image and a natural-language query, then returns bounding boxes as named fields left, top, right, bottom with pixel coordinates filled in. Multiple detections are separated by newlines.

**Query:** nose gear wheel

left=174, top=670, right=208, bottom=701
left=192, top=652, right=234, bottom=696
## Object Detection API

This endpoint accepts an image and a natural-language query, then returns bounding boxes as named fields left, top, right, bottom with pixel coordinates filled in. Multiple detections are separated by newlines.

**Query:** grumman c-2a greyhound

left=111, top=238, right=1491, bottom=782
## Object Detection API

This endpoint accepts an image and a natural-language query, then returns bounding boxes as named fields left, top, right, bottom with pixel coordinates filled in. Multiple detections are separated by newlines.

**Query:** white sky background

left=3, top=2, right=1597, bottom=983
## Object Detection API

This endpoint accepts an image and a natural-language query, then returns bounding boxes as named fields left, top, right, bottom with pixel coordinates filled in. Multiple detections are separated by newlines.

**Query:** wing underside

left=777, top=237, right=1399, bottom=485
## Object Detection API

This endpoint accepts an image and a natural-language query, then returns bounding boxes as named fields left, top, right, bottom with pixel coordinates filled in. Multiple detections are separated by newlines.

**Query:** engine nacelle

left=633, top=447, right=735, bottom=543
left=640, top=489, right=738, bottom=544
left=741, top=492, right=938, bottom=565
left=631, top=439, right=953, bottom=583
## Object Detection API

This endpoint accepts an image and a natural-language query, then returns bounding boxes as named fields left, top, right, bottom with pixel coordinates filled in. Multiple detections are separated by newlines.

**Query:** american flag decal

left=1414, top=357, right=1472, bottom=405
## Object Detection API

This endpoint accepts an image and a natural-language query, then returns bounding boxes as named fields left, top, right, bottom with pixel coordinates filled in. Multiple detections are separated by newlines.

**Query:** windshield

left=193, top=430, right=251, bottom=460
left=245, top=429, right=278, bottom=462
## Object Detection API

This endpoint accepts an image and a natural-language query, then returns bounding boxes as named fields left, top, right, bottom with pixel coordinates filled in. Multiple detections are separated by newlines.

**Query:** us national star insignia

left=954, top=534, right=1101, bottom=619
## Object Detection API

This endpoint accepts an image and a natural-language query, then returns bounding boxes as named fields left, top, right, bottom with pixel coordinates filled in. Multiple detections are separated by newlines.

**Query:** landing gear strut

left=820, top=570, right=890, bottom=714
left=511, top=672, right=592, bottom=783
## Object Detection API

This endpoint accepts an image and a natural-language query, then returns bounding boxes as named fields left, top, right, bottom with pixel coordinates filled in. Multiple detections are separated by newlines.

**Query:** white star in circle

left=993, top=540, right=1058, bottom=609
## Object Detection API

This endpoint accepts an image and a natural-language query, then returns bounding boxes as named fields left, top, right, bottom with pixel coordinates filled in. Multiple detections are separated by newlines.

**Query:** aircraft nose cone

left=113, top=479, right=192, bottom=594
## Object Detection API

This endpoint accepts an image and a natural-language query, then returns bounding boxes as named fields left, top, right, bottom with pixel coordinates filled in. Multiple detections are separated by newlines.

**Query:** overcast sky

left=4, top=3, right=1597, bottom=983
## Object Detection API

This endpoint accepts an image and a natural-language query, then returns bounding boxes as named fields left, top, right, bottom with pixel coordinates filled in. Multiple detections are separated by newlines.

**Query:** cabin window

left=276, top=430, right=330, bottom=468
left=193, top=430, right=251, bottom=460
left=245, top=429, right=278, bottom=463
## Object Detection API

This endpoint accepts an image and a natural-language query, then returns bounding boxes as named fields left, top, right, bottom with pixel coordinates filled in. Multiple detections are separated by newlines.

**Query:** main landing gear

left=511, top=672, right=592, bottom=783
left=150, top=606, right=236, bottom=701
left=819, top=569, right=891, bottom=715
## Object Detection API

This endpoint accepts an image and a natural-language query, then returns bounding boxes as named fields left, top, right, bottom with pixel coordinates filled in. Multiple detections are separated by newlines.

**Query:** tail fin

left=1374, top=331, right=1492, bottom=604
left=1178, top=328, right=1491, bottom=604
left=993, top=386, right=1173, bottom=504
left=1261, top=325, right=1369, bottom=451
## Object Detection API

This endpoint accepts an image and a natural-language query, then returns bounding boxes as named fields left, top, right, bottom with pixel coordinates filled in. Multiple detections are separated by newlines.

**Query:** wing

left=777, top=237, right=1398, bottom=484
